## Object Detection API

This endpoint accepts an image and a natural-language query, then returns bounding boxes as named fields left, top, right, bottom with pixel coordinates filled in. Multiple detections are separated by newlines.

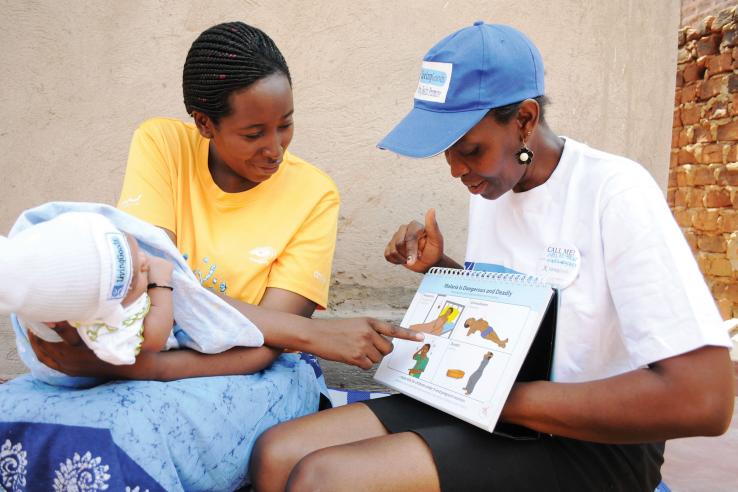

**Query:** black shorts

left=362, top=394, right=664, bottom=492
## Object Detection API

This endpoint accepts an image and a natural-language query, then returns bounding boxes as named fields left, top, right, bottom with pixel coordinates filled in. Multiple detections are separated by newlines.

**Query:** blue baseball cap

left=378, top=21, right=544, bottom=158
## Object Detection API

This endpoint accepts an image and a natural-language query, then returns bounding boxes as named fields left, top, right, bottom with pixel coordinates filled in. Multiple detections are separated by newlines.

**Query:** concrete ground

left=660, top=363, right=738, bottom=492
left=661, top=397, right=738, bottom=492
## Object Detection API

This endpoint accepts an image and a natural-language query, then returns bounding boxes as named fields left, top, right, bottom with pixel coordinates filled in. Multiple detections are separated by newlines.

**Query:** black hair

left=182, top=22, right=291, bottom=124
left=488, top=95, right=549, bottom=124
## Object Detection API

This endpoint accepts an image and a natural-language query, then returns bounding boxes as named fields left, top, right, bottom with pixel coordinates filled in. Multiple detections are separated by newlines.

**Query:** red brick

left=717, top=119, right=738, bottom=140
left=707, top=52, right=734, bottom=75
left=713, top=282, right=738, bottom=303
left=728, top=145, right=738, bottom=162
left=672, top=129, right=680, bottom=149
left=707, top=99, right=729, bottom=119
left=704, top=187, right=733, bottom=207
left=686, top=29, right=700, bottom=42
left=722, top=24, right=738, bottom=48
left=715, top=294, right=733, bottom=315
left=678, top=47, right=693, bottom=65
left=701, top=144, right=723, bottom=163
left=675, top=89, right=682, bottom=106
left=667, top=188, right=675, bottom=207
left=706, top=256, right=732, bottom=277
left=674, top=188, right=687, bottom=207
left=683, top=61, right=705, bottom=82
left=673, top=107, right=682, bottom=128
left=678, top=147, right=699, bottom=164
left=679, top=28, right=688, bottom=47
left=682, top=82, right=701, bottom=103
left=698, top=234, right=727, bottom=253
left=717, top=164, right=738, bottom=185
left=673, top=207, right=693, bottom=227
left=694, top=122, right=715, bottom=143
left=729, top=94, right=738, bottom=115
left=697, top=34, right=721, bottom=56
left=699, top=74, right=727, bottom=100
left=718, top=210, right=738, bottom=232
left=679, top=127, right=695, bottom=146
left=729, top=74, right=738, bottom=93
left=676, top=69, right=684, bottom=88
left=696, top=166, right=717, bottom=185
left=689, top=188, right=707, bottom=207
left=676, top=167, right=689, bottom=187
left=692, top=208, right=720, bottom=231
left=689, top=164, right=717, bottom=185
left=681, top=104, right=701, bottom=125
left=669, top=168, right=678, bottom=187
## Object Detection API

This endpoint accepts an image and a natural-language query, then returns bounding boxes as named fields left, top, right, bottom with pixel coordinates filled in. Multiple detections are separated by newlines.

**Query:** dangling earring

left=516, top=132, right=533, bottom=165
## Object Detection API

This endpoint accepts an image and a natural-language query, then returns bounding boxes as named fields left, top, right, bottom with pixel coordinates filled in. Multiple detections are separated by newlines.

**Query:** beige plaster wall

left=0, top=0, right=679, bottom=377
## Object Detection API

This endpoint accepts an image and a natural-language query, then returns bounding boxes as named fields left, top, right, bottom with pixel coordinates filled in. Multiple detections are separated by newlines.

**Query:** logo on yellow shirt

left=190, top=256, right=228, bottom=293
left=119, top=194, right=142, bottom=208
left=249, top=246, right=276, bottom=265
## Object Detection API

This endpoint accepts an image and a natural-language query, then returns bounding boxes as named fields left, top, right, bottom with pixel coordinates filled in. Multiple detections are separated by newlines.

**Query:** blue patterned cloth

left=0, top=353, right=325, bottom=491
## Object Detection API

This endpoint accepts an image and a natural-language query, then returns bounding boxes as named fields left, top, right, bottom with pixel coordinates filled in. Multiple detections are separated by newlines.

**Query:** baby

left=0, top=211, right=174, bottom=365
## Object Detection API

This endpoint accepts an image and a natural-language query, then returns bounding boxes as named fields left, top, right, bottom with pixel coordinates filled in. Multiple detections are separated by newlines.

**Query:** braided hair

left=183, top=22, right=291, bottom=124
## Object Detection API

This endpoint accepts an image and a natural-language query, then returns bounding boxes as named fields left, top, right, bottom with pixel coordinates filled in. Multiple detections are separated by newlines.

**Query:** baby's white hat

left=0, top=211, right=133, bottom=325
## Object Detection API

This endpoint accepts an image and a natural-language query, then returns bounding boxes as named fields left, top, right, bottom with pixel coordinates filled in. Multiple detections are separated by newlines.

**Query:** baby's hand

left=147, top=255, right=174, bottom=284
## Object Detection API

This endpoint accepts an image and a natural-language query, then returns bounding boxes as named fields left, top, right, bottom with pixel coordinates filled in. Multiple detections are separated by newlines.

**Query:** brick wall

left=683, top=0, right=738, bottom=26
left=672, top=6, right=738, bottom=319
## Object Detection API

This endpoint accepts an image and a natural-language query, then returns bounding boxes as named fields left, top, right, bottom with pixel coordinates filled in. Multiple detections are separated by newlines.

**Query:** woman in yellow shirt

left=1, top=22, right=420, bottom=491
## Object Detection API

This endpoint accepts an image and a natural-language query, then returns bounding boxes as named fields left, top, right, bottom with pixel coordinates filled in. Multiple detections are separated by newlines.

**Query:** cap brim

left=377, top=106, right=489, bottom=158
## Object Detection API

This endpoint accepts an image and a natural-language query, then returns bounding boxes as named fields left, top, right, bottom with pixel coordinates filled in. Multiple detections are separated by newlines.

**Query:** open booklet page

left=374, top=268, right=556, bottom=434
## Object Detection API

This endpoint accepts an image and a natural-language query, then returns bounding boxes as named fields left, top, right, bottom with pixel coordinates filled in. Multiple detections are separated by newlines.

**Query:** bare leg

left=485, top=330, right=508, bottom=348
left=252, top=402, right=426, bottom=492
left=287, top=432, right=440, bottom=492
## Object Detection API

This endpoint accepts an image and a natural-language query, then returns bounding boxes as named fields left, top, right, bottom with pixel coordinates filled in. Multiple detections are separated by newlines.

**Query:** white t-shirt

left=465, top=138, right=731, bottom=383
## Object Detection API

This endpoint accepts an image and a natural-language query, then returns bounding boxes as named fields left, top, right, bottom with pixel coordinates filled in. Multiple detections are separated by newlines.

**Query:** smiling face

left=195, top=73, right=295, bottom=192
left=444, top=113, right=526, bottom=200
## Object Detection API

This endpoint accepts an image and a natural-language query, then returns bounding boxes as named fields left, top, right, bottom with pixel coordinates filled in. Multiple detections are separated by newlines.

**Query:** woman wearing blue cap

left=250, top=21, right=735, bottom=492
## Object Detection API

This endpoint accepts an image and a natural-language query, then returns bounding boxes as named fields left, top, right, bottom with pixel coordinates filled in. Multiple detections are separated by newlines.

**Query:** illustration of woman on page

left=463, top=351, right=494, bottom=395
left=408, top=343, right=432, bottom=378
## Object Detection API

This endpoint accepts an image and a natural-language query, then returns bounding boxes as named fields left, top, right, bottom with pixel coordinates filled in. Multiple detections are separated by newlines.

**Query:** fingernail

left=407, top=255, right=415, bottom=264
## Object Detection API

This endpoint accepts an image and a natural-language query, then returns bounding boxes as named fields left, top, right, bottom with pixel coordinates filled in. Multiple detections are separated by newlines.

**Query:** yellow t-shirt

left=117, top=117, right=339, bottom=307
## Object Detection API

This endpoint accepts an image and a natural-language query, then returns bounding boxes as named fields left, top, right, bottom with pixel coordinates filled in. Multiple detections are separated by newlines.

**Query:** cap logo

left=106, top=232, right=132, bottom=300
left=415, top=61, right=453, bottom=103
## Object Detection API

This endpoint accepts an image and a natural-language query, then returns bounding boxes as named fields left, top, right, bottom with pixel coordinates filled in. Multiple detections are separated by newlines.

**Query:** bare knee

left=251, top=424, right=300, bottom=492
left=286, top=450, right=342, bottom=492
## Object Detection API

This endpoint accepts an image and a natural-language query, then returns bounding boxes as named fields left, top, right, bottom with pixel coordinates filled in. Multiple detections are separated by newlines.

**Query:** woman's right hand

left=309, top=318, right=424, bottom=370
left=384, top=208, right=444, bottom=273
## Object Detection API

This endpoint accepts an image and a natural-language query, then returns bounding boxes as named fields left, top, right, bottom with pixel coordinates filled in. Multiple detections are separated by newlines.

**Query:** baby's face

left=122, top=234, right=150, bottom=306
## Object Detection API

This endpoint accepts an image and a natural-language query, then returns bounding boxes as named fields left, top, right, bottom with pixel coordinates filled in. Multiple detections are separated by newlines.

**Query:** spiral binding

left=427, top=267, right=546, bottom=286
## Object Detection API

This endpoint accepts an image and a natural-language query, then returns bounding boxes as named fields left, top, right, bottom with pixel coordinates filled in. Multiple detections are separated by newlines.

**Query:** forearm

left=152, top=346, right=282, bottom=381
left=218, top=293, right=317, bottom=351
left=141, top=292, right=174, bottom=352
left=501, top=346, right=734, bottom=443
